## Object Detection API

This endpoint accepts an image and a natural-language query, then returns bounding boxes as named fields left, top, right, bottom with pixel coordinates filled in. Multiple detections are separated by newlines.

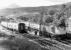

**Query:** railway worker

left=28, top=27, right=31, bottom=31
left=27, top=27, right=33, bottom=34
left=35, top=30, right=38, bottom=35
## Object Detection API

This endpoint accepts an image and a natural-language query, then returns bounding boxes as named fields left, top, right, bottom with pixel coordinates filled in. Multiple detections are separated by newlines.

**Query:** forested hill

left=0, top=2, right=71, bottom=26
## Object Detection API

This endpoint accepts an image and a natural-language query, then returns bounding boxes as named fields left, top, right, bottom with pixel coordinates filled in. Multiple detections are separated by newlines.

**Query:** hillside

left=0, top=2, right=71, bottom=26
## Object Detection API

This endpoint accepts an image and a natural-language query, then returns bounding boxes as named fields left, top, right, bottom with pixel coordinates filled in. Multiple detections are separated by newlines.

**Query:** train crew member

left=35, top=30, right=38, bottom=35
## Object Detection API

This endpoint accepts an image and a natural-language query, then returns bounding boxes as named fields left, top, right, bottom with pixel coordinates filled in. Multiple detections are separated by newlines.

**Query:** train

left=0, top=21, right=60, bottom=35
left=1, top=17, right=71, bottom=39
left=1, top=21, right=40, bottom=35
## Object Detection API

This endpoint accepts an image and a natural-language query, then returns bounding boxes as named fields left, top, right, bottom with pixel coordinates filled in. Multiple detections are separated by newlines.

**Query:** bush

left=45, top=17, right=54, bottom=24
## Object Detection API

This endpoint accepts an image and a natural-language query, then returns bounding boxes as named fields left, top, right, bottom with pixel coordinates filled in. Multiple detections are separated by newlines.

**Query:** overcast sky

left=0, top=0, right=71, bottom=9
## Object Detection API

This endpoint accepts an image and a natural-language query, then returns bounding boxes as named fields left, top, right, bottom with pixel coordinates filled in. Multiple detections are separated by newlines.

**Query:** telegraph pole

left=39, top=8, right=44, bottom=36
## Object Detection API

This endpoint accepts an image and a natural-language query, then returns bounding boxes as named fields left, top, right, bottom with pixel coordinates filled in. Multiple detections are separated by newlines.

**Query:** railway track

left=35, top=38, right=67, bottom=50
left=56, top=39, right=71, bottom=45
left=9, top=33, right=71, bottom=50
left=4, top=32, right=71, bottom=50
left=21, top=34, right=66, bottom=50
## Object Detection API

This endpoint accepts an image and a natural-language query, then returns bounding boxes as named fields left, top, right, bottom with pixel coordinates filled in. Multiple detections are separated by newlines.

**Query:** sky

left=0, top=0, right=71, bottom=9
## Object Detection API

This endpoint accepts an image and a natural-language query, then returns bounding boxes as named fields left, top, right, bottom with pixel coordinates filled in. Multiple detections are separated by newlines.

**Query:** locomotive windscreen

left=18, top=23, right=27, bottom=33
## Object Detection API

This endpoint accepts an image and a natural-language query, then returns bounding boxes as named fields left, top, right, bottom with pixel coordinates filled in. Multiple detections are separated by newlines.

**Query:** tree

left=18, top=16, right=29, bottom=21
left=49, top=10, right=55, bottom=16
left=45, top=17, right=54, bottom=24
left=23, top=17, right=29, bottom=21
left=57, top=4, right=66, bottom=20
